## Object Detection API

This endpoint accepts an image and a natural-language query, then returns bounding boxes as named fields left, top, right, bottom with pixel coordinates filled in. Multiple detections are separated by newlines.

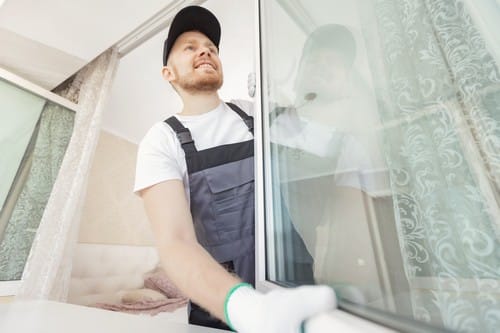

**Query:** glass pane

left=0, top=78, right=45, bottom=209
left=0, top=77, right=75, bottom=281
left=260, top=0, right=500, bottom=331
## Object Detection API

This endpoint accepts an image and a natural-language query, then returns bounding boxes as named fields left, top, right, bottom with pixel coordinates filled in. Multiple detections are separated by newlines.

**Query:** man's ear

left=161, top=65, right=176, bottom=82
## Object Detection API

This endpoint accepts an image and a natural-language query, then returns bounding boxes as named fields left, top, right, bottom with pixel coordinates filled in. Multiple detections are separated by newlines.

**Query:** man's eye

left=185, top=45, right=194, bottom=51
left=209, top=48, right=218, bottom=54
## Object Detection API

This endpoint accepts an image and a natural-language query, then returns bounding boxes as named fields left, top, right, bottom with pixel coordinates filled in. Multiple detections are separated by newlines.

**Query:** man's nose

left=198, top=46, right=212, bottom=57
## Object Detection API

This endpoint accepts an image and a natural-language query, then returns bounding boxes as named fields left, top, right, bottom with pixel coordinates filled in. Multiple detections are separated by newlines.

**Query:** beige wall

left=0, top=296, right=14, bottom=303
left=79, top=130, right=154, bottom=246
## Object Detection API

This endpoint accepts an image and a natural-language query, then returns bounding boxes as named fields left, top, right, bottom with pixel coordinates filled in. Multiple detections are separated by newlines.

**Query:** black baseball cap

left=162, top=6, right=221, bottom=66
left=301, top=24, right=356, bottom=66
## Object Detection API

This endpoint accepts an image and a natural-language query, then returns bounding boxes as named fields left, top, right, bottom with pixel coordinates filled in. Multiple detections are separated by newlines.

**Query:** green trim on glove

left=224, top=282, right=253, bottom=330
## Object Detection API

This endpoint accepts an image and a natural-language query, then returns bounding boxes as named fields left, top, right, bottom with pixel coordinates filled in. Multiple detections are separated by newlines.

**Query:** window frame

left=252, top=1, right=454, bottom=332
left=0, top=67, right=79, bottom=297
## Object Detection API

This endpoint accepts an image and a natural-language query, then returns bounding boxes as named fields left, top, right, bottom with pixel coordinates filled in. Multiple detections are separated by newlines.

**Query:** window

left=0, top=78, right=45, bottom=213
left=257, top=0, right=500, bottom=332
left=0, top=73, right=75, bottom=283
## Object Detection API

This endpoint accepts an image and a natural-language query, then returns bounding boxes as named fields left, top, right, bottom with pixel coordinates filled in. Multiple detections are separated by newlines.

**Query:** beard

left=175, top=68, right=223, bottom=93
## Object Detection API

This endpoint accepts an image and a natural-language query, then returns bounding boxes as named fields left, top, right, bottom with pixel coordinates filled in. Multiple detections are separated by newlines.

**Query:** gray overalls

left=165, top=103, right=313, bottom=330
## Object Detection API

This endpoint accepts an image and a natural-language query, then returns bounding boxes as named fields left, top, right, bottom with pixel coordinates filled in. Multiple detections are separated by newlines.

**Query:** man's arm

left=141, top=179, right=337, bottom=332
left=140, top=179, right=240, bottom=320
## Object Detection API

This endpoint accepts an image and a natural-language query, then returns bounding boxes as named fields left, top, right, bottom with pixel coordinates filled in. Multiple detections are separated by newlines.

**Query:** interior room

left=1, top=0, right=499, bottom=332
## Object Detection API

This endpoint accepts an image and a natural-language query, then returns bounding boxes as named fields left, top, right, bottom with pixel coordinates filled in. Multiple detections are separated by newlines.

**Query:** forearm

left=141, top=180, right=240, bottom=321
left=156, top=238, right=240, bottom=320
left=140, top=180, right=337, bottom=332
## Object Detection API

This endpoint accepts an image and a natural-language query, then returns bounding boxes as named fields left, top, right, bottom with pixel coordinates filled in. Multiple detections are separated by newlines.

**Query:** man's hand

left=225, top=283, right=337, bottom=333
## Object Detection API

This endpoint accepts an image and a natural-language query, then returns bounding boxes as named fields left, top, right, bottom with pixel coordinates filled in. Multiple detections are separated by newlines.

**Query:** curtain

left=0, top=103, right=74, bottom=281
left=16, top=48, right=119, bottom=301
left=463, top=0, right=500, bottom=67
left=359, top=0, right=500, bottom=331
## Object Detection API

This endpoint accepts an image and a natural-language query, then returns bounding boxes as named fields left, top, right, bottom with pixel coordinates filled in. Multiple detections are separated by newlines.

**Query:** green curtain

left=363, top=0, right=500, bottom=331
left=0, top=103, right=74, bottom=280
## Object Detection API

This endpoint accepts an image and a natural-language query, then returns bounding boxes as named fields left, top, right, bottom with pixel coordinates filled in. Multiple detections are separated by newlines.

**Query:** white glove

left=225, top=283, right=336, bottom=333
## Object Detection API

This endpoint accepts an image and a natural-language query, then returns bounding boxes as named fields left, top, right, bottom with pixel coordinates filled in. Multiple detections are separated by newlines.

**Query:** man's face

left=295, top=48, right=352, bottom=102
left=165, top=31, right=223, bottom=93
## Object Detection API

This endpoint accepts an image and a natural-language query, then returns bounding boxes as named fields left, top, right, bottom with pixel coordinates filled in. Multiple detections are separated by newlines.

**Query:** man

left=134, top=6, right=336, bottom=332
left=270, top=25, right=384, bottom=295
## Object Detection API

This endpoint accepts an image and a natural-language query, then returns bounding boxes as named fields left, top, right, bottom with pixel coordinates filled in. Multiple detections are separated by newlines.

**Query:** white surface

left=0, top=67, right=80, bottom=111
left=0, top=0, right=174, bottom=61
left=0, top=0, right=181, bottom=89
left=0, top=300, right=227, bottom=332
left=0, top=281, right=20, bottom=297
left=0, top=27, right=85, bottom=89
left=104, top=0, right=256, bottom=144
left=305, top=310, right=395, bottom=333
left=0, top=300, right=395, bottom=333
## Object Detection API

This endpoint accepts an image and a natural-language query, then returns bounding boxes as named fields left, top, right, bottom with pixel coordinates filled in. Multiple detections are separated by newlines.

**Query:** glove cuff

left=224, top=282, right=255, bottom=330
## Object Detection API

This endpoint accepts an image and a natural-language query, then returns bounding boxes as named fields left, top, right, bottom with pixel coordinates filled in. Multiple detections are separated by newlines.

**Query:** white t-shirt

left=134, top=100, right=254, bottom=198
left=269, top=112, right=380, bottom=192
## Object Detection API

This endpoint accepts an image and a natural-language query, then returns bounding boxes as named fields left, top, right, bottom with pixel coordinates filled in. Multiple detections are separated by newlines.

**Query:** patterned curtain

left=16, top=48, right=119, bottom=301
left=0, top=103, right=74, bottom=280
left=360, top=0, right=500, bottom=331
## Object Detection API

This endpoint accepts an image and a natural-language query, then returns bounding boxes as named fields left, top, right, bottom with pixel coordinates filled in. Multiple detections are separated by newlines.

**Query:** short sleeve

left=133, top=123, right=184, bottom=194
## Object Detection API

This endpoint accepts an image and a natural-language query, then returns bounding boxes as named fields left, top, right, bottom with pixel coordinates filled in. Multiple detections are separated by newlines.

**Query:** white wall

left=103, top=0, right=256, bottom=144
left=79, top=131, right=154, bottom=246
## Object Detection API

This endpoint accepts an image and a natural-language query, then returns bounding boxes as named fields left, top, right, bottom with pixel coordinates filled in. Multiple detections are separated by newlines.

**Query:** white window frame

left=0, top=67, right=79, bottom=297
left=0, top=67, right=80, bottom=113
left=251, top=1, right=451, bottom=332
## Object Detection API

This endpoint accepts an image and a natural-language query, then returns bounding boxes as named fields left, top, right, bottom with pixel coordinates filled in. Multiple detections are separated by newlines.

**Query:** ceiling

left=0, top=0, right=176, bottom=89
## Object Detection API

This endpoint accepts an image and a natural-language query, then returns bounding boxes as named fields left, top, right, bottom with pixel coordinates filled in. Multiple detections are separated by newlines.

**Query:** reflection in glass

left=261, top=0, right=500, bottom=331
left=0, top=78, right=74, bottom=281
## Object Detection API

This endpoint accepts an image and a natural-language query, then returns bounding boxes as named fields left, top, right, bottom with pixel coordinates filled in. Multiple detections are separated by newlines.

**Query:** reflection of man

left=271, top=24, right=385, bottom=286
left=295, top=24, right=356, bottom=106
left=272, top=24, right=383, bottom=191
left=134, top=6, right=335, bottom=332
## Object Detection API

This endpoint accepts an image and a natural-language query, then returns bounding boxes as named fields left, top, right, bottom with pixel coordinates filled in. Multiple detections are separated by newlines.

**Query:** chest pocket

left=203, top=158, right=255, bottom=243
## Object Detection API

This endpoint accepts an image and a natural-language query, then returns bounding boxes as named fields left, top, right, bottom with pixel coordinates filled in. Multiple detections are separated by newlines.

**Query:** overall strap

left=164, top=116, right=197, bottom=153
left=226, top=102, right=254, bottom=134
